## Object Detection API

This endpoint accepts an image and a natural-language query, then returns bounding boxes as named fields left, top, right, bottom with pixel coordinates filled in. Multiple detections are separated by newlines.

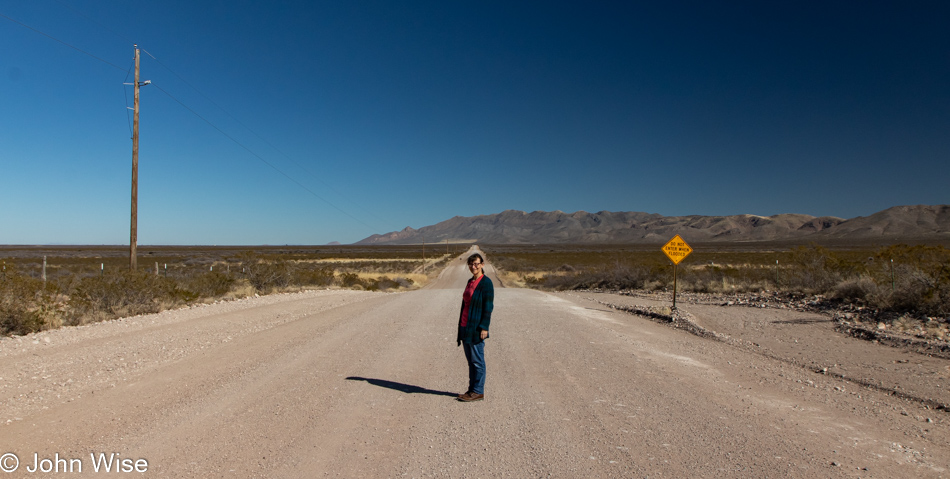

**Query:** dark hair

left=467, top=253, right=484, bottom=265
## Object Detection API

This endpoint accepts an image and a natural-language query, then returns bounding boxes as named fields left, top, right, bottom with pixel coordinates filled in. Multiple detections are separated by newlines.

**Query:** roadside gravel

left=567, top=291, right=950, bottom=412
left=0, top=289, right=380, bottom=426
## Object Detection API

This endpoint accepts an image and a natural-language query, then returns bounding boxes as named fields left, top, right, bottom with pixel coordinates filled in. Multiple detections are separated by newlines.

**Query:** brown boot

left=457, top=392, right=484, bottom=402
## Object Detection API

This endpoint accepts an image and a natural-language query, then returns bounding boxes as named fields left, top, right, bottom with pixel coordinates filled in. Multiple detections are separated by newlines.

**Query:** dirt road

left=1, top=247, right=947, bottom=477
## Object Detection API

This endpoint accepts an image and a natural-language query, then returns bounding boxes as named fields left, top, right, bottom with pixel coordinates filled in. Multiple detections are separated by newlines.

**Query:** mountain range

left=355, top=205, right=950, bottom=245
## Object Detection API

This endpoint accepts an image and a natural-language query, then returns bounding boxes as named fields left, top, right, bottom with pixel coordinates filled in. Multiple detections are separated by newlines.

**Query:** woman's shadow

left=345, top=377, right=457, bottom=397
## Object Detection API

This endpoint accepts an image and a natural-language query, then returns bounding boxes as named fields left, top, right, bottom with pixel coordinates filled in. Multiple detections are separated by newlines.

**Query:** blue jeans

left=462, top=341, right=486, bottom=394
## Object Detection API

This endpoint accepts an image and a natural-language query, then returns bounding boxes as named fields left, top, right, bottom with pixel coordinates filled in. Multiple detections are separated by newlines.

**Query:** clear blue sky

left=2, top=1, right=948, bottom=245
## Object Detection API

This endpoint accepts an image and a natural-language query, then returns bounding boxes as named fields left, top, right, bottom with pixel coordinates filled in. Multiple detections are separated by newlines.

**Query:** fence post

left=42, top=256, right=47, bottom=283
left=890, top=258, right=895, bottom=292
left=155, top=261, right=159, bottom=276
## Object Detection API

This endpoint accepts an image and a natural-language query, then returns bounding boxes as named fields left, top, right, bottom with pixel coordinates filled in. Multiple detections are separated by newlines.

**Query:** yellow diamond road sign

left=662, top=235, right=692, bottom=265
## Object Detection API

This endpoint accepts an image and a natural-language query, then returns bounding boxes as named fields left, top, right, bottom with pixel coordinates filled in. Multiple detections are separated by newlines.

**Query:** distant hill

left=355, top=205, right=950, bottom=245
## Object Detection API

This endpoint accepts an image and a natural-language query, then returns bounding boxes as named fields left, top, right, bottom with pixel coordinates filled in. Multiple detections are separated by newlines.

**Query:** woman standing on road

left=457, top=253, right=494, bottom=402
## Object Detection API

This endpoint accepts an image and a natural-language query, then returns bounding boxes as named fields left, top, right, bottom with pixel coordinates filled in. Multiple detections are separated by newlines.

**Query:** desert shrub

left=868, top=245, right=950, bottom=317
left=678, top=264, right=774, bottom=294
left=680, top=265, right=730, bottom=293
left=0, top=246, right=453, bottom=336
left=776, top=245, right=859, bottom=293
left=335, top=273, right=408, bottom=291
left=329, top=260, right=417, bottom=274
left=224, top=280, right=256, bottom=299
left=681, top=278, right=716, bottom=294
left=590, top=262, right=651, bottom=290
left=375, top=276, right=401, bottom=291
left=0, top=269, right=63, bottom=335
left=493, top=256, right=534, bottom=273
left=181, top=271, right=235, bottom=299
left=530, top=261, right=654, bottom=291
left=238, top=252, right=293, bottom=292
left=339, top=272, right=363, bottom=288
left=69, top=270, right=179, bottom=320
left=831, top=276, right=879, bottom=303
left=886, top=265, right=946, bottom=315
left=491, top=243, right=949, bottom=319
left=292, top=265, right=335, bottom=286
left=2, top=307, right=44, bottom=335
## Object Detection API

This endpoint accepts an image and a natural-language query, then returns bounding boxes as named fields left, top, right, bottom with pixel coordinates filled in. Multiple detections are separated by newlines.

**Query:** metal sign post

left=662, top=235, right=693, bottom=310
left=672, top=263, right=677, bottom=310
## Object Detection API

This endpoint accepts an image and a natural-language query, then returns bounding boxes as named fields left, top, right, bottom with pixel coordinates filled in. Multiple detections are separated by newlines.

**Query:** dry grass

left=221, top=281, right=257, bottom=300
left=0, top=245, right=441, bottom=336
left=487, top=242, right=950, bottom=323
left=355, top=272, right=427, bottom=284
left=299, top=258, right=429, bottom=264
left=881, top=315, right=950, bottom=341
left=499, top=270, right=564, bottom=288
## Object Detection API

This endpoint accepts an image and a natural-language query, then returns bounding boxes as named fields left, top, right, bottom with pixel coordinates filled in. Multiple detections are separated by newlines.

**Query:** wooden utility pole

left=130, top=45, right=140, bottom=271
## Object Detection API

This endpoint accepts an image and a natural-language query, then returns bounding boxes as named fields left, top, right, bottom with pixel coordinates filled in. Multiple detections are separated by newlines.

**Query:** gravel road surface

left=1, top=246, right=947, bottom=477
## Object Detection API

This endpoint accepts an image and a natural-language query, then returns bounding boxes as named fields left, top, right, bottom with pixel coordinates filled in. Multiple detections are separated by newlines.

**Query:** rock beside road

left=593, top=288, right=950, bottom=358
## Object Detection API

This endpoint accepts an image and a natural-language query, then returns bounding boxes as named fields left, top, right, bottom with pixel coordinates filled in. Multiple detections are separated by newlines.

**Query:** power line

left=123, top=58, right=135, bottom=138
left=47, top=0, right=385, bottom=228
left=142, top=49, right=388, bottom=225
left=151, top=84, right=376, bottom=231
left=53, top=0, right=136, bottom=46
left=50, top=0, right=385, bottom=229
left=1, top=10, right=137, bottom=142
left=0, top=11, right=125, bottom=72
left=2, top=7, right=381, bottom=235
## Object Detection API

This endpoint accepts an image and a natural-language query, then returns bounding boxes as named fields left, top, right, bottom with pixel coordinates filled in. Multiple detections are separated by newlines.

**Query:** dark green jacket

left=457, top=275, right=494, bottom=346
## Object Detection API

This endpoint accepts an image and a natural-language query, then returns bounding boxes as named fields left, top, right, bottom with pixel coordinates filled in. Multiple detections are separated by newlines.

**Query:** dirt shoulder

left=0, top=288, right=382, bottom=425
left=566, top=290, right=950, bottom=414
